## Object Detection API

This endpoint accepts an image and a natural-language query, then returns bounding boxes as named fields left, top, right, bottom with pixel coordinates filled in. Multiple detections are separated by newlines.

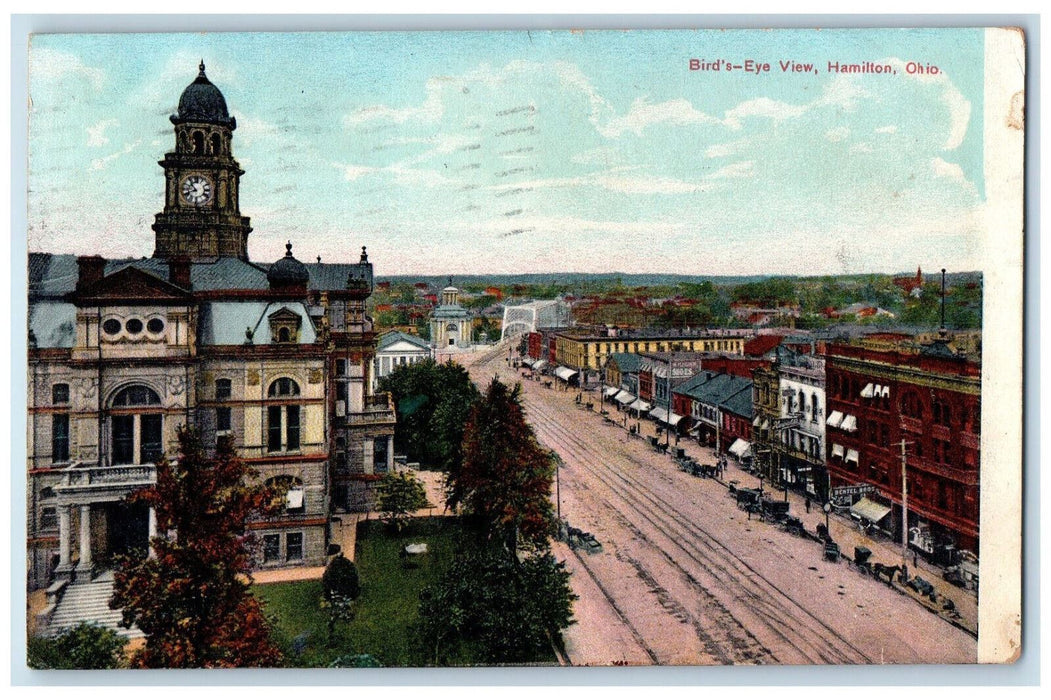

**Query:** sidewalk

left=589, top=394, right=977, bottom=638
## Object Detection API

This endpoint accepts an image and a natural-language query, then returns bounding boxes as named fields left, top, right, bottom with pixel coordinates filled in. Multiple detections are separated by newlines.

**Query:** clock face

left=181, top=174, right=213, bottom=206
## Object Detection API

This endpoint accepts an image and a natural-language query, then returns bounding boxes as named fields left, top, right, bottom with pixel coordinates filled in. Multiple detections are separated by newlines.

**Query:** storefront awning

left=614, top=391, right=635, bottom=405
left=553, top=366, right=577, bottom=382
left=840, top=414, right=858, bottom=432
left=649, top=407, right=684, bottom=427
left=628, top=399, right=652, bottom=413
left=851, top=497, right=891, bottom=523
left=531, top=360, right=547, bottom=371
left=604, top=386, right=620, bottom=398
left=826, top=410, right=844, bottom=428
left=728, top=438, right=751, bottom=458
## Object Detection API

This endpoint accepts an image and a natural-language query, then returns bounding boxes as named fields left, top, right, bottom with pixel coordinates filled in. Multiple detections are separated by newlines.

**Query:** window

left=216, top=407, right=232, bottom=432
left=267, top=379, right=302, bottom=453
left=263, top=534, right=280, bottom=563
left=110, top=385, right=163, bottom=465
left=268, top=378, right=300, bottom=397
left=278, top=327, right=291, bottom=343
left=215, top=378, right=232, bottom=400
left=374, top=437, right=389, bottom=473
left=40, top=507, right=57, bottom=530
left=336, top=359, right=347, bottom=376
left=52, top=383, right=69, bottom=405
left=286, top=533, right=304, bottom=561
left=52, top=414, right=70, bottom=463
left=147, top=318, right=165, bottom=334
left=125, top=318, right=144, bottom=334
left=102, top=318, right=122, bottom=336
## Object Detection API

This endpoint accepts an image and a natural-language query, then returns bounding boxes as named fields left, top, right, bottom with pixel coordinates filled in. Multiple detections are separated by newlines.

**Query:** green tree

left=453, top=378, right=556, bottom=555
left=109, top=427, right=283, bottom=668
left=375, top=471, right=431, bottom=532
left=27, top=622, right=126, bottom=669
left=417, top=547, right=576, bottom=665
left=322, top=554, right=361, bottom=601
left=379, top=359, right=479, bottom=472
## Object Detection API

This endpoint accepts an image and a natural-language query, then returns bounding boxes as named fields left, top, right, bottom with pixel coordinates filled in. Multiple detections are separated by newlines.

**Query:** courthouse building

left=27, top=63, right=396, bottom=602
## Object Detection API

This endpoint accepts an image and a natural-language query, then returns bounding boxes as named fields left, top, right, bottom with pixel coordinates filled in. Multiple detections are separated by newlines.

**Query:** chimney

left=169, top=255, right=192, bottom=289
left=75, top=255, right=106, bottom=292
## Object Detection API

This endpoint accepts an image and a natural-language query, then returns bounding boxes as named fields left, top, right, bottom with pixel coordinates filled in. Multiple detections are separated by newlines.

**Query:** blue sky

left=27, top=29, right=986, bottom=276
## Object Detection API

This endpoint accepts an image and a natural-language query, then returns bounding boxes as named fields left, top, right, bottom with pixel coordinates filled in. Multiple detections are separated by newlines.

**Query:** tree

left=375, top=471, right=431, bottom=532
left=453, top=377, right=556, bottom=555
left=322, top=554, right=361, bottom=601
left=379, top=359, right=479, bottom=472
left=417, top=547, right=575, bottom=665
left=109, top=427, right=283, bottom=668
left=27, top=622, right=125, bottom=669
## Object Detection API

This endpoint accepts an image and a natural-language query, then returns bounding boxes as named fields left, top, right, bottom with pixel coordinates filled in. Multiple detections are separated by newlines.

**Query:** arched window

left=798, top=389, right=806, bottom=416
left=110, top=385, right=163, bottom=465
left=50, top=383, right=71, bottom=463
left=812, top=393, right=820, bottom=422
left=278, top=327, right=291, bottom=343
left=210, top=133, right=222, bottom=155
left=192, top=131, right=204, bottom=154
left=268, top=377, right=300, bottom=397
left=267, top=378, right=302, bottom=453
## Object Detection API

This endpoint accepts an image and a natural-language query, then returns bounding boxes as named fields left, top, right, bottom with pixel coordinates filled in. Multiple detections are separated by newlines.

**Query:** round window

left=125, top=318, right=144, bottom=334
left=102, top=319, right=122, bottom=335
left=147, top=318, right=165, bottom=334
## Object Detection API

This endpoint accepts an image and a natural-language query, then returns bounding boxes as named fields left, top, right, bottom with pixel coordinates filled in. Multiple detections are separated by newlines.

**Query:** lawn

left=254, top=516, right=468, bottom=667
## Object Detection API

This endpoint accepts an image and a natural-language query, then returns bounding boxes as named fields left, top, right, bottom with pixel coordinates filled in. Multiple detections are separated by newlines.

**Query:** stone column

left=78, top=504, right=92, bottom=577
left=57, top=505, right=71, bottom=569
left=148, top=507, right=157, bottom=559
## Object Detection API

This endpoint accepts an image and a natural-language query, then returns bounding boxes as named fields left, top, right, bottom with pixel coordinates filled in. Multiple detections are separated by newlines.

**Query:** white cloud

left=708, top=161, right=755, bottom=179
left=601, top=97, right=720, bottom=138
left=86, top=119, right=118, bottom=147
left=885, top=57, right=972, bottom=151
left=30, top=47, right=105, bottom=88
left=875, top=125, right=898, bottom=134
left=343, top=77, right=446, bottom=126
left=89, top=139, right=141, bottom=171
left=849, top=142, right=874, bottom=154
left=705, top=141, right=744, bottom=158
left=825, top=126, right=850, bottom=142
left=817, top=75, right=872, bottom=111
left=594, top=174, right=708, bottom=194
left=723, top=97, right=807, bottom=130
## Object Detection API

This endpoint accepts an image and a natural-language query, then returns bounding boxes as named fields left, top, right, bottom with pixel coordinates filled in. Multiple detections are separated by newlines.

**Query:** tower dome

left=171, top=61, right=236, bottom=128
left=268, top=241, right=309, bottom=287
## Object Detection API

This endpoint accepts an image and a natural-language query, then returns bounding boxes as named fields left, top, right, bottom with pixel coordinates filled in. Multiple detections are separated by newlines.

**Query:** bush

left=28, top=622, right=126, bottom=669
left=322, top=554, right=361, bottom=601
left=376, top=471, right=431, bottom=532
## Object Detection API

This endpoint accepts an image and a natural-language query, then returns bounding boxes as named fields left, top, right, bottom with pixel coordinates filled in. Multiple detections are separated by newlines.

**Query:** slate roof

left=717, top=383, right=754, bottom=419
left=28, top=254, right=372, bottom=298
left=674, top=372, right=752, bottom=409
left=377, top=330, right=431, bottom=352
left=605, top=352, right=642, bottom=373
left=28, top=302, right=77, bottom=348
left=198, top=301, right=317, bottom=346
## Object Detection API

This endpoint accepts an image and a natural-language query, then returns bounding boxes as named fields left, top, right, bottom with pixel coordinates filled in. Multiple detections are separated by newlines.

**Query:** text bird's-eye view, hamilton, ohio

left=23, top=29, right=1008, bottom=669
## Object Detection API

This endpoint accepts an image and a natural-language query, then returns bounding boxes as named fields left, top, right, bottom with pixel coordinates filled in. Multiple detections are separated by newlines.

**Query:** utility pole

left=900, top=437, right=909, bottom=574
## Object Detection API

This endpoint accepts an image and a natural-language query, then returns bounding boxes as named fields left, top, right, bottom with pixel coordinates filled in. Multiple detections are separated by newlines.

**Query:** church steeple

left=152, top=62, right=251, bottom=261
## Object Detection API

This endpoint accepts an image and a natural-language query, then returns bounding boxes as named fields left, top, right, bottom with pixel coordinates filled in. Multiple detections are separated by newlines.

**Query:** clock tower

left=152, top=62, right=252, bottom=261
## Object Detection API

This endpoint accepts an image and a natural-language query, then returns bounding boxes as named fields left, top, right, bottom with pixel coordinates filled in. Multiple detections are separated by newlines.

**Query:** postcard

left=22, top=26, right=1024, bottom=670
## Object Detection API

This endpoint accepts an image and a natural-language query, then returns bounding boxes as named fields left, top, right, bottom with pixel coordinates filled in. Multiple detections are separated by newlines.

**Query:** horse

left=872, top=563, right=902, bottom=585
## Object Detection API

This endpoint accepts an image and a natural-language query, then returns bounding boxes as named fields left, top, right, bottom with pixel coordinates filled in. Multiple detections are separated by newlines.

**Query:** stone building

left=27, top=64, right=395, bottom=620
left=429, top=281, right=472, bottom=349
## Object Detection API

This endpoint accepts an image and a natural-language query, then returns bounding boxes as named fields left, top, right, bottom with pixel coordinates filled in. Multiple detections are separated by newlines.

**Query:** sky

left=26, top=29, right=988, bottom=276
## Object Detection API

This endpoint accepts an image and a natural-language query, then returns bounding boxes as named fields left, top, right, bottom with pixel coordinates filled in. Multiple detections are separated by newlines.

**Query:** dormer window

left=267, top=307, right=302, bottom=344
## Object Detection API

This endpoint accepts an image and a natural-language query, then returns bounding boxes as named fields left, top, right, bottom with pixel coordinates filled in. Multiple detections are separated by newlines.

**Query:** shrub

left=322, top=554, right=361, bottom=601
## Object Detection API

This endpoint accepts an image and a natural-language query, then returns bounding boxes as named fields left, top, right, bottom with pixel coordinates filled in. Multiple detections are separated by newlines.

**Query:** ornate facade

left=27, top=65, right=396, bottom=609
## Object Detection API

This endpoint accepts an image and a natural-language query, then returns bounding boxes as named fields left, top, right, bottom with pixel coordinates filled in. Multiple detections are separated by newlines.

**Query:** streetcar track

left=527, top=397, right=873, bottom=664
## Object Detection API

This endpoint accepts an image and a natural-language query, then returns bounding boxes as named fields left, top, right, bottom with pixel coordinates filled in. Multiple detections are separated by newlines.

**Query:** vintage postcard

left=22, top=26, right=1023, bottom=671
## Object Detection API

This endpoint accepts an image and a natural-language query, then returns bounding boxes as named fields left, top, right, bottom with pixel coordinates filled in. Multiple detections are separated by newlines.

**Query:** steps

left=45, top=572, right=142, bottom=639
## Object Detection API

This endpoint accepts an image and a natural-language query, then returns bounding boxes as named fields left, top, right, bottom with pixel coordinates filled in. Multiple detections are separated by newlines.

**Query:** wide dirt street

left=461, top=346, right=976, bottom=667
